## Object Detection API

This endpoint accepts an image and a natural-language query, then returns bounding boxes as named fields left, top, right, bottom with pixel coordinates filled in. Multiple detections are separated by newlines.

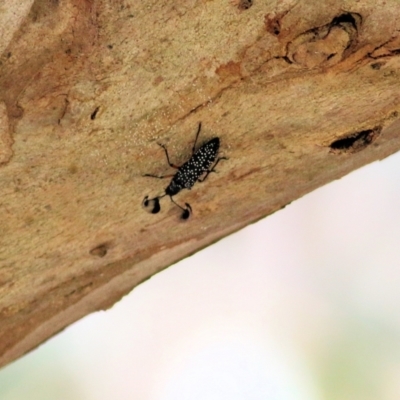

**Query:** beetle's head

left=166, top=181, right=180, bottom=196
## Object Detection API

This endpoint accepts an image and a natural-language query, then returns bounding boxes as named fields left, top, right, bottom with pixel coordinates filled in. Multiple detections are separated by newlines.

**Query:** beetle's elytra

left=142, top=122, right=227, bottom=219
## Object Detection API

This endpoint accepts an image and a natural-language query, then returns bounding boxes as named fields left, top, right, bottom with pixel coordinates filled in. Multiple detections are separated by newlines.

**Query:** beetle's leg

left=170, top=196, right=192, bottom=219
left=143, top=173, right=175, bottom=179
left=191, top=122, right=202, bottom=154
left=157, top=143, right=180, bottom=169
left=198, top=157, right=228, bottom=182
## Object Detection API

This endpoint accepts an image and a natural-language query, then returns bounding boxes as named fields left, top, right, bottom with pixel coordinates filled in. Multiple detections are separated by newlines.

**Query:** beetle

left=142, top=122, right=227, bottom=219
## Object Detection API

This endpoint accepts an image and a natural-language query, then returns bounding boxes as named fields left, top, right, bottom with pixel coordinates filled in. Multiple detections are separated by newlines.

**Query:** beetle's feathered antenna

left=169, top=197, right=192, bottom=220
left=142, top=194, right=165, bottom=214
left=143, top=194, right=191, bottom=219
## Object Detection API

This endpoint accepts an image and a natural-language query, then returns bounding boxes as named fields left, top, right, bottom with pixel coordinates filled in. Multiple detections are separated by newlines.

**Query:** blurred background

left=1, top=151, right=400, bottom=400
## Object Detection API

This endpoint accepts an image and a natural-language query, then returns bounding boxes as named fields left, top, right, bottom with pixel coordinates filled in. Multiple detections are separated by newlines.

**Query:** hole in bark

left=90, top=107, right=100, bottom=120
left=90, top=243, right=110, bottom=257
left=371, top=62, right=384, bottom=70
left=330, top=126, right=381, bottom=153
left=237, top=0, right=253, bottom=10
left=264, top=12, right=287, bottom=36
left=331, top=13, right=359, bottom=30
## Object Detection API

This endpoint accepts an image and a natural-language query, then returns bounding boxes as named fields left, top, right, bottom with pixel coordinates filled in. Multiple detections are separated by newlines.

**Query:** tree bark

left=1, top=0, right=400, bottom=368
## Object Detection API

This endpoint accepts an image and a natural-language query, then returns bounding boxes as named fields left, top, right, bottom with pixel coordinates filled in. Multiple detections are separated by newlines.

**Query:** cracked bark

left=1, top=0, right=400, bottom=368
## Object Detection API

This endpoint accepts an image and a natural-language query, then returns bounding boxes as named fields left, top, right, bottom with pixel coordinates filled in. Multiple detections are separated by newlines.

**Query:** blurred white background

left=1, top=152, right=400, bottom=400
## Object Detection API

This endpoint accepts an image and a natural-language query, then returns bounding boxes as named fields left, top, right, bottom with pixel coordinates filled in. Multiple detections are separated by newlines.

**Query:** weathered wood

left=1, top=0, right=400, bottom=368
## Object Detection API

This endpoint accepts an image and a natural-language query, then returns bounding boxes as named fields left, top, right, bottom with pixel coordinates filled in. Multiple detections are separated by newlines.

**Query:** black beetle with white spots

left=143, top=122, right=227, bottom=219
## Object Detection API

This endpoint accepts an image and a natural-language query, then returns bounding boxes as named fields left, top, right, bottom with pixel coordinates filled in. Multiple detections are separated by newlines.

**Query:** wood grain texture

left=1, top=0, right=400, bottom=368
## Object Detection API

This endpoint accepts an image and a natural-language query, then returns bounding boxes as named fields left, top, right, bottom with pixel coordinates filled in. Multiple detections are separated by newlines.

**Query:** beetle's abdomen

left=169, top=138, right=220, bottom=192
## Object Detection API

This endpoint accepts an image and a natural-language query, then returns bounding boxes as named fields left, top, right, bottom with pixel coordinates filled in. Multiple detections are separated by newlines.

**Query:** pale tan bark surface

left=1, top=0, right=400, bottom=368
